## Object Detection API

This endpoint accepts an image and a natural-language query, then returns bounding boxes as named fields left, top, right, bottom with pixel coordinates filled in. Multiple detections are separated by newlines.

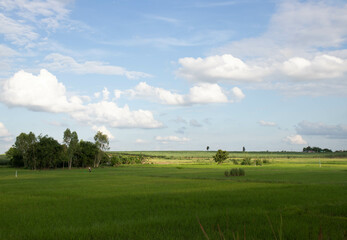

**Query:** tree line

left=5, top=129, right=109, bottom=169
left=302, top=146, right=332, bottom=153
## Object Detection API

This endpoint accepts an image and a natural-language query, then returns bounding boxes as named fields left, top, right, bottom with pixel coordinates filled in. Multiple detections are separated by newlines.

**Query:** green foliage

left=224, top=170, right=230, bottom=177
left=213, top=149, right=229, bottom=164
left=232, top=159, right=240, bottom=165
left=94, top=131, right=110, bottom=167
left=63, top=128, right=79, bottom=169
left=228, top=168, right=245, bottom=176
left=255, top=159, right=263, bottom=166
left=241, top=157, right=252, bottom=165
left=303, top=146, right=332, bottom=153
left=262, top=159, right=270, bottom=164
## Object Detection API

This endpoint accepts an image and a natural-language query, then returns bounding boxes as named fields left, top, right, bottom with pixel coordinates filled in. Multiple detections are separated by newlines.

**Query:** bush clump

left=255, top=159, right=263, bottom=166
left=225, top=168, right=245, bottom=177
left=241, top=157, right=252, bottom=165
left=232, top=159, right=240, bottom=165
left=224, top=170, right=230, bottom=177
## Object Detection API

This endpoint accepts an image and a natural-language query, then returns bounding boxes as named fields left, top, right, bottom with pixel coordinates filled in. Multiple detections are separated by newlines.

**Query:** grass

left=0, top=154, right=346, bottom=239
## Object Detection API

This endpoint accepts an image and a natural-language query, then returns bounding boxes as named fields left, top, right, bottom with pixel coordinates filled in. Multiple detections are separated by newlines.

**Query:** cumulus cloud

left=122, top=82, right=244, bottom=105
left=127, top=82, right=185, bottom=105
left=70, top=101, right=163, bottom=129
left=155, top=136, right=190, bottom=143
left=177, top=54, right=270, bottom=83
left=258, top=120, right=277, bottom=127
left=280, top=55, right=347, bottom=80
left=283, top=135, right=307, bottom=145
left=0, top=69, right=84, bottom=113
left=182, top=1, right=347, bottom=96
left=43, top=53, right=151, bottom=79
left=296, top=121, right=347, bottom=139
left=92, top=125, right=114, bottom=140
left=0, top=122, right=10, bottom=137
left=0, top=69, right=163, bottom=129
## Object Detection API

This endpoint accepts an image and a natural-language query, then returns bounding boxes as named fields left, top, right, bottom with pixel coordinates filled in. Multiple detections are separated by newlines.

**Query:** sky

left=0, top=0, right=347, bottom=153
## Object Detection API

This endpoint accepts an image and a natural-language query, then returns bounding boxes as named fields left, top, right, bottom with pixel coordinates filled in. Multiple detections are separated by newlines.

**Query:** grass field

left=0, top=153, right=346, bottom=239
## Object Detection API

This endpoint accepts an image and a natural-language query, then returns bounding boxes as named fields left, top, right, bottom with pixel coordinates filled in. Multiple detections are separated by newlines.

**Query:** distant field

left=111, top=151, right=347, bottom=165
left=1, top=152, right=346, bottom=240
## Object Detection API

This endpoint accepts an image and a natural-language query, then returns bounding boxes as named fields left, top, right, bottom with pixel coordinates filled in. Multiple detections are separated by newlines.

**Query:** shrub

left=255, top=159, right=263, bottom=166
left=228, top=168, right=245, bottom=176
left=232, top=159, right=239, bottom=165
left=110, top=155, right=121, bottom=166
left=241, top=157, right=252, bottom=165
left=262, top=159, right=270, bottom=164
left=224, top=170, right=230, bottom=177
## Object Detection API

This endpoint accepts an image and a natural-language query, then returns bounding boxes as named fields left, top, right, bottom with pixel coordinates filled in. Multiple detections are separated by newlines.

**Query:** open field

left=0, top=153, right=346, bottom=239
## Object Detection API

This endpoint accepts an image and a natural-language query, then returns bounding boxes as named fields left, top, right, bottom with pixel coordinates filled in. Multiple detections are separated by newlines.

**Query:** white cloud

left=188, top=83, right=229, bottom=104
left=296, top=121, right=347, bottom=139
left=135, top=139, right=146, bottom=143
left=0, top=0, right=72, bottom=30
left=284, top=135, right=307, bottom=145
left=128, top=82, right=185, bottom=105
left=258, top=120, right=277, bottom=127
left=177, top=54, right=270, bottom=83
left=280, top=55, right=347, bottom=80
left=43, top=53, right=151, bottom=79
left=70, top=101, right=163, bottom=129
left=0, top=69, right=83, bottom=113
left=123, top=82, right=244, bottom=105
left=0, top=122, right=10, bottom=137
left=230, top=87, right=245, bottom=102
left=102, top=87, right=110, bottom=101
left=0, top=13, right=38, bottom=46
left=92, top=125, right=114, bottom=140
left=155, top=136, right=190, bottom=143
left=0, top=44, right=18, bottom=57
left=0, top=69, right=163, bottom=129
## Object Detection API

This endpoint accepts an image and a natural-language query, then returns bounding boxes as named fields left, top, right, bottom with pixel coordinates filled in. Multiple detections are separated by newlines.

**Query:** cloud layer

left=0, top=69, right=163, bottom=129
left=120, top=82, right=245, bottom=105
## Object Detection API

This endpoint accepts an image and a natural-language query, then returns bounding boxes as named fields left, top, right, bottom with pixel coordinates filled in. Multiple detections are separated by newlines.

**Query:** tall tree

left=63, top=128, right=79, bottom=169
left=14, top=132, right=37, bottom=169
left=94, top=131, right=110, bottom=167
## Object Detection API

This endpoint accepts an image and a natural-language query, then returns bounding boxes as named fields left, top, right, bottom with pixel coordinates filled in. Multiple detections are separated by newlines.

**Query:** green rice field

left=0, top=152, right=346, bottom=239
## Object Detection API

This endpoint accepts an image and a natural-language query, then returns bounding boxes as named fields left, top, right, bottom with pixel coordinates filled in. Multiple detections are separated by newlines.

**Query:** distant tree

left=13, top=132, right=37, bottom=169
left=63, top=128, right=79, bottom=169
left=243, top=146, right=245, bottom=152
left=35, top=135, right=63, bottom=169
left=206, top=146, right=210, bottom=151
left=6, top=147, right=23, bottom=167
left=94, top=131, right=110, bottom=167
left=75, top=140, right=98, bottom=168
left=213, top=149, right=229, bottom=164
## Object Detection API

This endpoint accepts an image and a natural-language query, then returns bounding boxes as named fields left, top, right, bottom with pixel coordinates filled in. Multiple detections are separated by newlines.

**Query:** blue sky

left=0, top=0, right=347, bottom=153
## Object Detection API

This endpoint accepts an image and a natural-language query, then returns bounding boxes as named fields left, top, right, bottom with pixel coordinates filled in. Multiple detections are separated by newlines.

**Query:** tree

left=35, top=135, right=63, bottom=169
left=206, top=146, right=210, bottom=151
left=213, top=149, right=229, bottom=164
left=94, top=131, right=110, bottom=167
left=63, top=128, right=79, bottom=169
left=14, top=132, right=37, bottom=169
left=75, top=140, right=98, bottom=168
